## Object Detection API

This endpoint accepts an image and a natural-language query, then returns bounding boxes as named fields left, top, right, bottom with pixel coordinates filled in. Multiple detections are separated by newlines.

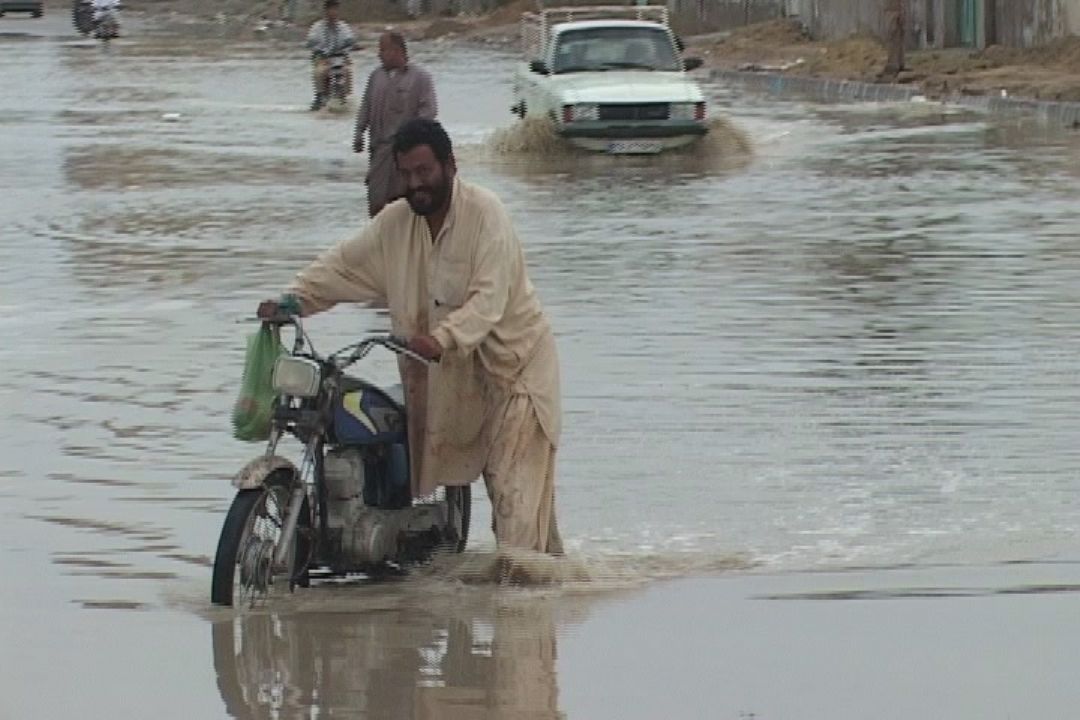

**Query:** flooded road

left=4, top=8, right=1080, bottom=719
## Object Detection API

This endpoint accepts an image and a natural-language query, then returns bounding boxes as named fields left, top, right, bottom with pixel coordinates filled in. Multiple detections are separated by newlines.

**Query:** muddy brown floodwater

left=4, top=7, right=1080, bottom=720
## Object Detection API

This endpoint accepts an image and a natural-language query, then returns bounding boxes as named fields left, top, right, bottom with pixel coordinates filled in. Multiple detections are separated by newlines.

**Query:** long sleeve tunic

left=287, top=178, right=560, bottom=497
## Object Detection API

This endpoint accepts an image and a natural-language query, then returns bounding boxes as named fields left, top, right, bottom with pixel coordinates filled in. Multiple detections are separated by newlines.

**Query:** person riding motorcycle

left=91, top=0, right=120, bottom=37
left=305, top=0, right=356, bottom=111
left=91, top=0, right=119, bottom=22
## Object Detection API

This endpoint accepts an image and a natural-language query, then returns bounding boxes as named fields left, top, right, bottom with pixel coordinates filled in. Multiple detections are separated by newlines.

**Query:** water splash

left=422, top=547, right=755, bottom=591
left=484, top=114, right=754, bottom=171
left=487, top=115, right=585, bottom=157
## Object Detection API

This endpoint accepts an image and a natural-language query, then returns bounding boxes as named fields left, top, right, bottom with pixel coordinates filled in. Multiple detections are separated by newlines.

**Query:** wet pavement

left=4, top=6, right=1080, bottom=719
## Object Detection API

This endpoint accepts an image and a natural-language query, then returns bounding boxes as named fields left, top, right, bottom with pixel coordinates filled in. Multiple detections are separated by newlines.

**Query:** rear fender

left=232, top=455, right=301, bottom=490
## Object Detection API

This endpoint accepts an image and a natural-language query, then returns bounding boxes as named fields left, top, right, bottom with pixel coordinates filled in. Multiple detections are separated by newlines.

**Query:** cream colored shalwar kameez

left=287, top=177, right=562, bottom=554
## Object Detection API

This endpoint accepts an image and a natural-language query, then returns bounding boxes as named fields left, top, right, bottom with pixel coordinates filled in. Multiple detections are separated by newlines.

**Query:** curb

left=710, top=69, right=1080, bottom=129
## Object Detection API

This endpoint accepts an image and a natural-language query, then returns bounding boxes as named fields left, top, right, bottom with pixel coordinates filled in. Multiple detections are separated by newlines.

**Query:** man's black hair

left=324, top=0, right=339, bottom=8
left=393, top=118, right=453, bottom=164
left=384, top=30, right=407, bottom=52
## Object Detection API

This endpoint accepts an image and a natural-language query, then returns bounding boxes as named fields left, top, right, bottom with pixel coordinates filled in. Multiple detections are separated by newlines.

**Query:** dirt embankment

left=134, top=1, right=1080, bottom=104
left=687, top=18, right=1080, bottom=103
left=135, top=0, right=529, bottom=45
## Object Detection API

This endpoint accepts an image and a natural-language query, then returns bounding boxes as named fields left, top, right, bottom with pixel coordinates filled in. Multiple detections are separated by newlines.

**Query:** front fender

left=232, top=455, right=301, bottom=490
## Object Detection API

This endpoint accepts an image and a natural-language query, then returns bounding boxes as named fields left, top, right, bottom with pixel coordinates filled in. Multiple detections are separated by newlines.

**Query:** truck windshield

left=551, top=26, right=681, bottom=74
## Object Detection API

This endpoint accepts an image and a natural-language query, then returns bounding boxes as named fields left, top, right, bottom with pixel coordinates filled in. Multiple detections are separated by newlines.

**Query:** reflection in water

left=212, top=595, right=571, bottom=719
left=208, top=550, right=747, bottom=719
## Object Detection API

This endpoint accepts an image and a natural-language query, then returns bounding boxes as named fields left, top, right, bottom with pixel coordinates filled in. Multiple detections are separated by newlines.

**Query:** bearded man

left=258, top=118, right=563, bottom=555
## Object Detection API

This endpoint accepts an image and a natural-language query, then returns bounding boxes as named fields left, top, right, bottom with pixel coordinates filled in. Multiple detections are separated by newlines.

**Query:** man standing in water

left=260, top=119, right=563, bottom=555
left=305, top=0, right=356, bottom=111
left=353, top=31, right=438, bottom=217
left=881, top=0, right=907, bottom=80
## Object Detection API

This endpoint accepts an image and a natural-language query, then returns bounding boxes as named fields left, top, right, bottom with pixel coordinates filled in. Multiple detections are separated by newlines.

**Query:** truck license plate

left=606, top=140, right=663, bottom=155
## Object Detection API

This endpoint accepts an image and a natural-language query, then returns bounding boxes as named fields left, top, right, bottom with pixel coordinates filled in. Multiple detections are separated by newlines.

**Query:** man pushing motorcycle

left=258, top=118, right=564, bottom=555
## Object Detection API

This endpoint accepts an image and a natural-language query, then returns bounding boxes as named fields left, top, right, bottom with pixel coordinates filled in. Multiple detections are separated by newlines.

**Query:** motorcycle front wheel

left=211, top=477, right=311, bottom=607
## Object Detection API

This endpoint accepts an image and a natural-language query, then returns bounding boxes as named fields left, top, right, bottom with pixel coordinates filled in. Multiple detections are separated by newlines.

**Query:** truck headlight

left=561, top=103, right=599, bottom=123
left=670, top=102, right=706, bottom=121
left=272, top=356, right=321, bottom=398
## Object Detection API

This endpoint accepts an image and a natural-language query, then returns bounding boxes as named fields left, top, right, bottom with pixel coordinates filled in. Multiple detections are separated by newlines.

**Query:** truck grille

left=597, top=103, right=670, bottom=121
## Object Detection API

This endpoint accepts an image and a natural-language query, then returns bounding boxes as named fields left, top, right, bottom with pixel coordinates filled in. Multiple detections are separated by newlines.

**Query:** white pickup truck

left=511, top=5, right=708, bottom=155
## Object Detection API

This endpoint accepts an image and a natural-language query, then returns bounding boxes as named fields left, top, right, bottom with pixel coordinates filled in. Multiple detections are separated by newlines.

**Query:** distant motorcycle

left=92, top=3, right=120, bottom=42
left=310, top=51, right=352, bottom=111
left=326, top=53, right=352, bottom=106
left=73, top=0, right=94, bottom=34
left=210, top=315, right=470, bottom=607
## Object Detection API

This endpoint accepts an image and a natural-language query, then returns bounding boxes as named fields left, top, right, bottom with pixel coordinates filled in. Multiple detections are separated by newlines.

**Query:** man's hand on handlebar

left=256, top=295, right=301, bottom=322
left=256, top=300, right=281, bottom=320
left=406, top=334, right=443, bottom=362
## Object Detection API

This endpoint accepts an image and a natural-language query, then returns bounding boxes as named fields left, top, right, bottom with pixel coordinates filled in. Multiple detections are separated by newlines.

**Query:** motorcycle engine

left=323, top=447, right=366, bottom=529
left=324, top=447, right=405, bottom=565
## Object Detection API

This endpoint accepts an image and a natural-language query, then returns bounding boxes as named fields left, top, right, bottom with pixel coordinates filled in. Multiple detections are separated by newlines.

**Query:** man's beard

left=405, top=172, right=450, bottom=216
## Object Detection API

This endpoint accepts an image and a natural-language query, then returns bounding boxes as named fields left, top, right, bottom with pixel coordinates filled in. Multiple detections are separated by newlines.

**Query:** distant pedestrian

left=882, top=0, right=906, bottom=80
left=353, top=31, right=438, bottom=217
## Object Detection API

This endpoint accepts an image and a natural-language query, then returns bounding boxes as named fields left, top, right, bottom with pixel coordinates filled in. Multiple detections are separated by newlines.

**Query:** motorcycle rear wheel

left=211, top=477, right=311, bottom=607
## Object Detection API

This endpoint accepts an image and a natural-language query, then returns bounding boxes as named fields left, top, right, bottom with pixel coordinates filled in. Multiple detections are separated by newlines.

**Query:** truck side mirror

left=683, top=57, right=703, bottom=71
left=529, top=60, right=549, bottom=75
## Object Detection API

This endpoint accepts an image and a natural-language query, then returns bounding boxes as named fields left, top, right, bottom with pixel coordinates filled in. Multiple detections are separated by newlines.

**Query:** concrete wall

left=796, top=0, right=956, bottom=48
left=799, top=0, right=891, bottom=40
left=666, top=0, right=784, bottom=35
left=992, top=0, right=1068, bottom=47
left=1068, top=0, right=1080, bottom=33
left=547, top=0, right=1079, bottom=45
left=794, top=0, right=1079, bottom=49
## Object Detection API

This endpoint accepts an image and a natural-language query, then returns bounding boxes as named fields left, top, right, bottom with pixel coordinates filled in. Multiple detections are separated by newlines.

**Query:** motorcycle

left=72, top=0, right=94, bottom=35
left=93, top=5, right=119, bottom=42
left=210, top=315, right=471, bottom=607
left=319, top=52, right=352, bottom=109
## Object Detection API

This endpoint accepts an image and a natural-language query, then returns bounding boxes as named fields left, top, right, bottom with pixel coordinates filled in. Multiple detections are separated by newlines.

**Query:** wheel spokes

left=234, top=488, right=288, bottom=607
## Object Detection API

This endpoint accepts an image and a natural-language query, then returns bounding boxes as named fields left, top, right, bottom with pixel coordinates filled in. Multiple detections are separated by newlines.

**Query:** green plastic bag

left=231, top=323, right=285, bottom=442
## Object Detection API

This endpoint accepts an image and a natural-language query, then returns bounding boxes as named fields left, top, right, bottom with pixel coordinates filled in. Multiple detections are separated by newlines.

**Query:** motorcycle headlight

left=272, top=356, right=321, bottom=398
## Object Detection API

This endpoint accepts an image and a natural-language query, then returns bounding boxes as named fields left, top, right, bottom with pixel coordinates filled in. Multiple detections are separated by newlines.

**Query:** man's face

left=325, top=5, right=338, bottom=21
left=378, top=36, right=404, bottom=70
left=396, top=145, right=454, bottom=216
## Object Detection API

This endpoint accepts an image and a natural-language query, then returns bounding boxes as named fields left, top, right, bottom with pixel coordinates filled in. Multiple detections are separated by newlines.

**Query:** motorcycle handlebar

left=242, top=315, right=427, bottom=365
left=350, top=335, right=429, bottom=366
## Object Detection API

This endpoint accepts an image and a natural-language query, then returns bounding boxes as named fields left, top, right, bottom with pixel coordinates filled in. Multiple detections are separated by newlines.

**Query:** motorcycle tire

left=211, top=478, right=312, bottom=607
